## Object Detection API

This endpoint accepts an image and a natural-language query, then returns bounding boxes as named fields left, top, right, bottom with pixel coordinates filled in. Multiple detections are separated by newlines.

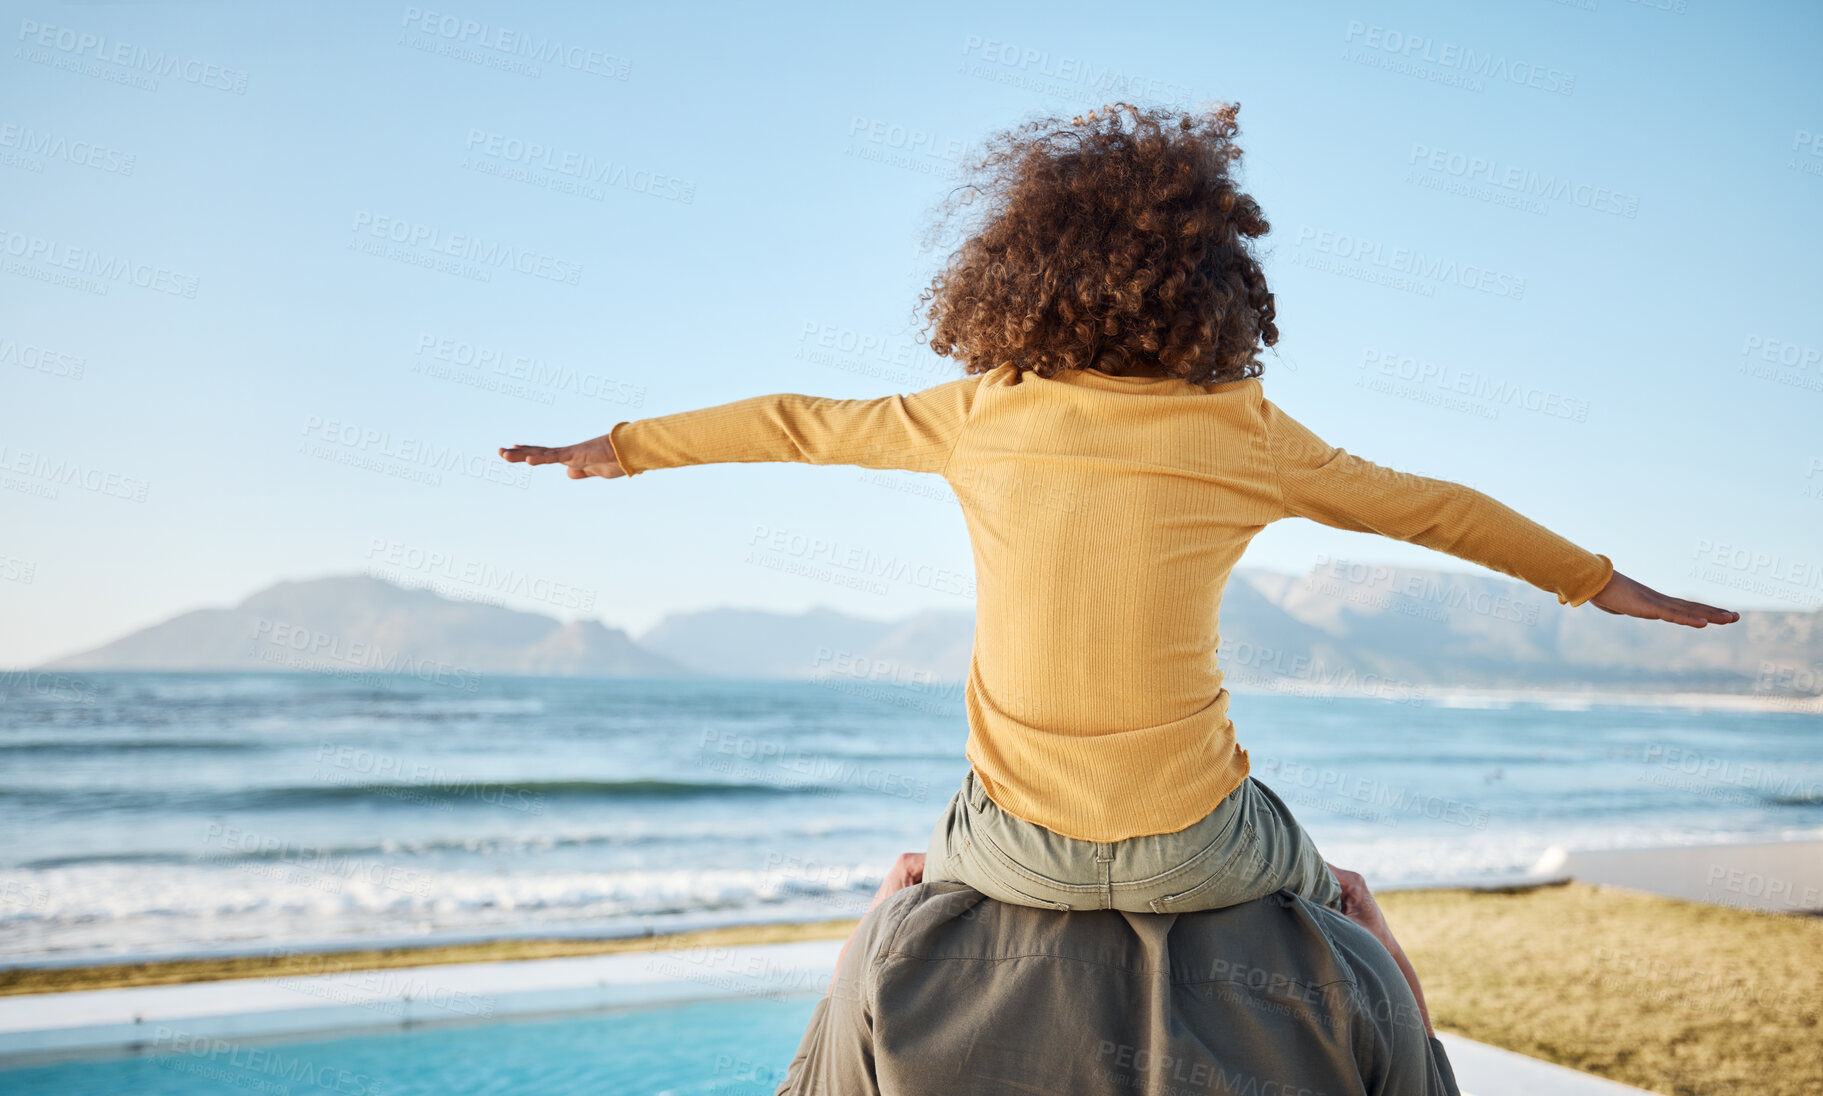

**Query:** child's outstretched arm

left=499, top=373, right=983, bottom=481
left=1260, top=396, right=1738, bottom=629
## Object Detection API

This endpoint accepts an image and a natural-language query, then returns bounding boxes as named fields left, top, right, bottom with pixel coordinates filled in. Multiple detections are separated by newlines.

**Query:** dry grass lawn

left=1380, top=882, right=1822, bottom=1096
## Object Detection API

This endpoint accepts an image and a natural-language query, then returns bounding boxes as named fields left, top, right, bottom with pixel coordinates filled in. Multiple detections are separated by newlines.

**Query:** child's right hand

left=497, top=433, right=626, bottom=480
left=1588, top=571, right=1740, bottom=628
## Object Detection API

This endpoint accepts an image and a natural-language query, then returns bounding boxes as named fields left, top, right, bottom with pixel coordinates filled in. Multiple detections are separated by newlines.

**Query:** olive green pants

left=924, top=770, right=1342, bottom=913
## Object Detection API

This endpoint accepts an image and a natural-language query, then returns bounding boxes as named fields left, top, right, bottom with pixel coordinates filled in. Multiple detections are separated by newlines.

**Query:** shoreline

left=1226, top=680, right=1823, bottom=714
left=7, top=667, right=1819, bottom=715
left=6, top=837, right=1820, bottom=997
left=0, top=919, right=860, bottom=998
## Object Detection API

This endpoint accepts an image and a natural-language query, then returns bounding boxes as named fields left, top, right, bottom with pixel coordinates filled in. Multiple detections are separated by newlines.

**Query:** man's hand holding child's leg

left=828, top=853, right=926, bottom=995
left=1327, top=863, right=1433, bottom=1037
left=869, top=852, right=927, bottom=909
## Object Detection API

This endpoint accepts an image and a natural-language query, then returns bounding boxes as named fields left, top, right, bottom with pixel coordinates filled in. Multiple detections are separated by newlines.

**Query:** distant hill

left=1229, top=566, right=1821, bottom=698
left=642, top=567, right=1821, bottom=699
left=639, top=606, right=975, bottom=681
left=36, top=568, right=1822, bottom=700
left=40, top=575, right=690, bottom=678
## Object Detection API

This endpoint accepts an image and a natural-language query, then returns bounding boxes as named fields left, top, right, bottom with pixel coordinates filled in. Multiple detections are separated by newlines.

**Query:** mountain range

left=37, top=569, right=1823, bottom=700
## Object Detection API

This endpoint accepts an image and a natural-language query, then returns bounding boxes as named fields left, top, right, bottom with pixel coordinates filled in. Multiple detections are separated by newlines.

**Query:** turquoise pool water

left=2, top=996, right=819, bottom=1095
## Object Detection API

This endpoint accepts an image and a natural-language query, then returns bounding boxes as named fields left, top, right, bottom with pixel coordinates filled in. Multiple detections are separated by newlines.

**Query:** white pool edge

left=0, top=939, right=844, bottom=1066
left=1435, top=1034, right=1654, bottom=1095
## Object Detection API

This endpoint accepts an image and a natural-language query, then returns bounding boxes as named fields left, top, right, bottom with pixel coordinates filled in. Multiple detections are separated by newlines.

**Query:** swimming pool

left=0, top=995, right=819, bottom=1096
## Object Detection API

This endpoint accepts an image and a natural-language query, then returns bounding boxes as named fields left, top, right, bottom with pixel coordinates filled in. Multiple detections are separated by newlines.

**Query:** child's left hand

left=498, top=434, right=626, bottom=480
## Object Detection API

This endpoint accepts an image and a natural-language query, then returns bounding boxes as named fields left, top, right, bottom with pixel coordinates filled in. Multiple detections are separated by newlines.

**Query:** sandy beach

left=0, top=918, right=861, bottom=998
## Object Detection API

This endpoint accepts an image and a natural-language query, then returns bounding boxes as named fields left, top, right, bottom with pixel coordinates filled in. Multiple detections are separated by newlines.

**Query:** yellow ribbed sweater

left=606, top=362, right=1614, bottom=841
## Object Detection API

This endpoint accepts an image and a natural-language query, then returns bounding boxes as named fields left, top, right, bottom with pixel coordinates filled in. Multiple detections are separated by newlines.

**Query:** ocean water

left=2, top=671, right=1819, bottom=964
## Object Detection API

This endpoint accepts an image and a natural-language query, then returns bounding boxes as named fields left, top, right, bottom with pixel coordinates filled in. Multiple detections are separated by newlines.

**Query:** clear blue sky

left=4, top=0, right=1820, bottom=667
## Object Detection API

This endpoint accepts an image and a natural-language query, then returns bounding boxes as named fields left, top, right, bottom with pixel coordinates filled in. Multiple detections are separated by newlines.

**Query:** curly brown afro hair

left=917, top=100, right=1277, bottom=385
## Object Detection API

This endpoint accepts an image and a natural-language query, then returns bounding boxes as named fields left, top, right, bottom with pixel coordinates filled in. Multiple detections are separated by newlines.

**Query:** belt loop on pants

left=964, top=769, right=989, bottom=812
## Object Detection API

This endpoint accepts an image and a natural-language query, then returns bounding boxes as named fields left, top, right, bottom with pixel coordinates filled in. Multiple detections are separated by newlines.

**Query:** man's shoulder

left=875, top=883, right=1380, bottom=992
left=851, top=886, right=1427, bottom=1095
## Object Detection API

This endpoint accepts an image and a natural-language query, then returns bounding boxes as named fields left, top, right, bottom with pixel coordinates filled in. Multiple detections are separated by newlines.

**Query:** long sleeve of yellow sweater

left=606, top=364, right=1614, bottom=841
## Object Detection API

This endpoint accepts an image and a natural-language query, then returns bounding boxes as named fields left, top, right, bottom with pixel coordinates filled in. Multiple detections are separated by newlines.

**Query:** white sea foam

left=9, top=819, right=1822, bottom=964
left=0, top=861, right=887, bottom=962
